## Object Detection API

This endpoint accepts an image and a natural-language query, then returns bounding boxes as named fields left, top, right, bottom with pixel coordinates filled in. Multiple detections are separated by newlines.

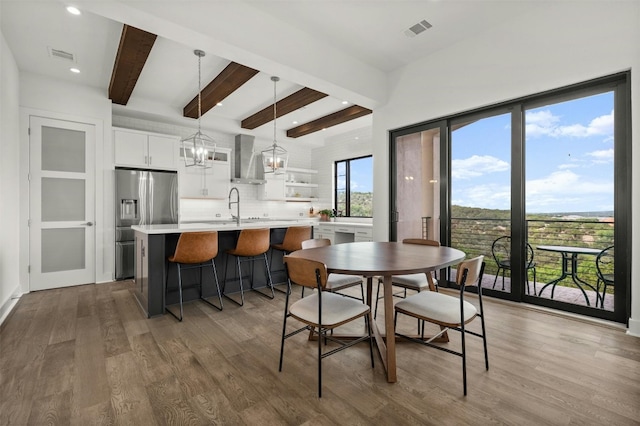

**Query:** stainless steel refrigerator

left=115, top=168, right=178, bottom=279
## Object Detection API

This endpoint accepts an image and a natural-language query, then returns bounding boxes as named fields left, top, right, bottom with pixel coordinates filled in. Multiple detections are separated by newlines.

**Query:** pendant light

left=261, top=76, right=288, bottom=174
left=181, top=49, right=215, bottom=168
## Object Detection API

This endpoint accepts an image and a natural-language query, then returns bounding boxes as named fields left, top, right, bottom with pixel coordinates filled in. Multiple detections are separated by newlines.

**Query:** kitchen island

left=132, top=219, right=316, bottom=317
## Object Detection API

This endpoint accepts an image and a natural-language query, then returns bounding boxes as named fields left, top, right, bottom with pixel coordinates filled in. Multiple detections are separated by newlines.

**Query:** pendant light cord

left=273, top=77, right=277, bottom=147
left=197, top=52, right=202, bottom=134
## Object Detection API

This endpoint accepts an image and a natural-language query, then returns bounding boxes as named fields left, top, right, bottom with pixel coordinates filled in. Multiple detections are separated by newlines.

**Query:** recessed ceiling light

left=216, top=102, right=223, bottom=106
left=341, top=100, right=349, bottom=105
left=322, top=128, right=326, bottom=131
left=292, top=121, right=298, bottom=124
left=70, top=67, right=80, bottom=73
left=355, top=137, right=359, bottom=140
left=66, top=6, right=81, bottom=15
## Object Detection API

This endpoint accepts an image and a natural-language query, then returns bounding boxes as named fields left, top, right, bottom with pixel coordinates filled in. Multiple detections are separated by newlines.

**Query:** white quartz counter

left=132, top=219, right=318, bottom=235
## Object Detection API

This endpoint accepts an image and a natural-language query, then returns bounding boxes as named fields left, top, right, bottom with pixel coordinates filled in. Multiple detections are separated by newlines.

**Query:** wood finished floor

left=1, top=280, right=639, bottom=425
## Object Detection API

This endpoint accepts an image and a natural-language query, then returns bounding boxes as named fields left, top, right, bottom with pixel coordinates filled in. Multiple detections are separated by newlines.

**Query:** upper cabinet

left=114, top=128, right=178, bottom=170
left=178, top=147, right=231, bottom=199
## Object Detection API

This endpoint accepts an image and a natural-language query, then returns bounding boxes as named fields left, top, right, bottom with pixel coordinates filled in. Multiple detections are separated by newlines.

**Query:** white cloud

left=526, top=170, right=612, bottom=197
left=586, top=148, right=614, bottom=163
left=525, top=109, right=613, bottom=139
left=453, top=183, right=511, bottom=210
left=558, top=163, right=580, bottom=169
left=454, top=170, right=612, bottom=212
left=451, top=155, right=509, bottom=179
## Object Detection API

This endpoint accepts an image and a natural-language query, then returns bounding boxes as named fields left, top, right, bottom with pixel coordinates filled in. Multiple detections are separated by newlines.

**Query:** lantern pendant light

left=181, top=49, right=215, bottom=168
left=261, top=76, right=288, bottom=174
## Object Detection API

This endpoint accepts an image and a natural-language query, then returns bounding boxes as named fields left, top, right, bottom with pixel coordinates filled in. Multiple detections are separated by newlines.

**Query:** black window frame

left=334, top=155, right=373, bottom=218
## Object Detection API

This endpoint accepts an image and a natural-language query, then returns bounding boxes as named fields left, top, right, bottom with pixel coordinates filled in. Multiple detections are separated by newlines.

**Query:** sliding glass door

left=524, top=89, right=617, bottom=312
left=389, top=73, right=630, bottom=323
left=449, top=110, right=517, bottom=297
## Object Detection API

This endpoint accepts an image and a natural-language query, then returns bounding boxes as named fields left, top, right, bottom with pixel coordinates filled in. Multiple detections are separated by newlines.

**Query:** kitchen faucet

left=228, top=187, right=240, bottom=225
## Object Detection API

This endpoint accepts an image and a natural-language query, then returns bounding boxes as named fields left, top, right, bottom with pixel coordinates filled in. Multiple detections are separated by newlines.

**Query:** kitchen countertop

left=132, top=218, right=318, bottom=235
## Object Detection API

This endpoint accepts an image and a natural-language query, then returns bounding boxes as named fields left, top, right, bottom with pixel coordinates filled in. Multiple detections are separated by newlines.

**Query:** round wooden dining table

left=288, top=241, right=466, bottom=383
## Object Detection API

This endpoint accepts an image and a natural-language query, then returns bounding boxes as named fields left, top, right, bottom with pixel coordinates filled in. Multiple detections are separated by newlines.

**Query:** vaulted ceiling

left=0, top=1, right=545, bottom=146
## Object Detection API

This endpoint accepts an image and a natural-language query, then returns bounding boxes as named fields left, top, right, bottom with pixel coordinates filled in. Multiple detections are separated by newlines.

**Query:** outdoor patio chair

left=596, top=245, right=614, bottom=308
left=491, top=236, right=537, bottom=294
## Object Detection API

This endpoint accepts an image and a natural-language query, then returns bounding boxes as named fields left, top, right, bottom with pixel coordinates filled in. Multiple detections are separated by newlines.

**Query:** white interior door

left=29, top=116, right=95, bottom=291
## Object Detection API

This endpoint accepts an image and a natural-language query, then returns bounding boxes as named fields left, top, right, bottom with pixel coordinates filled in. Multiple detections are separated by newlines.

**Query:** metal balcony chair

left=374, top=238, right=440, bottom=318
left=165, top=231, right=223, bottom=321
left=596, top=245, right=614, bottom=308
left=300, top=238, right=365, bottom=301
left=394, top=256, right=488, bottom=396
left=279, top=256, right=374, bottom=398
left=270, top=226, right=312, bottom=294
left=223, top=228, right=275, bottom=306
left=491, top=236, right=537, bottom=295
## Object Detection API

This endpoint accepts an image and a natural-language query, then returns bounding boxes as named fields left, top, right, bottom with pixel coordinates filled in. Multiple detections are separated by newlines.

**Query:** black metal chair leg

left=199, top=260, right=223, bottom=311
left=374, top=280, right=382, bottom=318
left=165, top=263, right=184, bottom=321
left=223, top=255, right=245, bottom=306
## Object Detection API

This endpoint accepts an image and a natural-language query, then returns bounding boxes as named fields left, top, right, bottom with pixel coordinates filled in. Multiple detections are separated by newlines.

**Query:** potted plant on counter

left=318, top=209, right=334, bottom=222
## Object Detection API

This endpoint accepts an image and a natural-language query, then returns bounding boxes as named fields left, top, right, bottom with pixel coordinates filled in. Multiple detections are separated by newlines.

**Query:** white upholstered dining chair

left=394, top=255, right=488, bottom=395
left=279, top=255, right=374, bottom=398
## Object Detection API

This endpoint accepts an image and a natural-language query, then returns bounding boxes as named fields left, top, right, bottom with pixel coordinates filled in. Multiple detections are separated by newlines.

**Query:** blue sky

left=345, top=156, right=373, bottom=192
left=451, top=91, right=614, bottom=214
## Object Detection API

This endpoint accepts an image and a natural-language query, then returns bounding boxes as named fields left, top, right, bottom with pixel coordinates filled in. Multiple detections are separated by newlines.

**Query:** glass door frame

left=388, top=72, right=631, bottom=324
left=389, top=120, right=447, bottom=244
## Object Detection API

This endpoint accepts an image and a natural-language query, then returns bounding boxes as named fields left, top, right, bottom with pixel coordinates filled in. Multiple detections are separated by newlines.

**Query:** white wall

left=372, top=1, right=640, bottom=333
left=0, top=31, right=21, bottom=323
left=19, top=72, right=113, bottom=285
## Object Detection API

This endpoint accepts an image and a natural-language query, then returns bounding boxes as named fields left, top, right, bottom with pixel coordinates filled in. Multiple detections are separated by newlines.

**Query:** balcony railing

left=450, top=217, right=614, bottom=289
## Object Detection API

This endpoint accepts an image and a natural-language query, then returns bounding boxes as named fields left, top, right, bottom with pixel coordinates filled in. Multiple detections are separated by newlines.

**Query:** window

left=335, top=155, right=373, bottom=217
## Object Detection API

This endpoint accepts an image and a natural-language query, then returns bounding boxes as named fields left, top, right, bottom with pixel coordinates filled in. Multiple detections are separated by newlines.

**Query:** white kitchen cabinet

left=114, top=128, right=178, bottom=170
left=313, top=224, right=335, bottom=245
left=258, top=174, right=286, bottom=201
left=179, top=147, right=231, bottom=199
left=354, top=226, right=373, bottom=242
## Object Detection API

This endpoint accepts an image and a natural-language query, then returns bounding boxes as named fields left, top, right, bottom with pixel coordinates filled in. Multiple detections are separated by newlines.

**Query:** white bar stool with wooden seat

left=165, top=231, right=223, bottom=322
left=223, top=228, right=275, bottom=306
left=270, top=226, right=312, bottom=294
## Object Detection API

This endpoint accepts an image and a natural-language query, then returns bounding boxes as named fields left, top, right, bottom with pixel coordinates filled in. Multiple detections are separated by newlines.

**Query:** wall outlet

left=299, top=212, right=303, bottom=216
left=215, top=213, right=221, bottom=217
left=263, top=213, right=268, bottom=217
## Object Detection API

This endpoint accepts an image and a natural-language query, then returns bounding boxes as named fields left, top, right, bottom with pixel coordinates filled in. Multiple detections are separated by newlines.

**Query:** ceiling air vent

left=404, top=19, right=433, bottom=38
left=47, top=47, right=76, bottom=62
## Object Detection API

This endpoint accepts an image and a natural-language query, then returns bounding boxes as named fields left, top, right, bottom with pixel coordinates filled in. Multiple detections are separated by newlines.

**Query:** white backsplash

left=179, top=186, right=321, bottom=222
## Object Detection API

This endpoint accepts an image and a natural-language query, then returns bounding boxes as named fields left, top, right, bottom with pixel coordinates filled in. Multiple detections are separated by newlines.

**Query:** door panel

left=29, top=116, right=95, bottom=290
left=391, top=123, right=442, bottom=243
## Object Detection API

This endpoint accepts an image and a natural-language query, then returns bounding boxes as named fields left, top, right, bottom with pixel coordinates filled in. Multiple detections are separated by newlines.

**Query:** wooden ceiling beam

left=108, top=25, right=157, bottom=105
left=241, top=87, right=328, bottom=129
left=286, top=105, right=372, bottom=138
left=183, top=62, right=259, bottom=118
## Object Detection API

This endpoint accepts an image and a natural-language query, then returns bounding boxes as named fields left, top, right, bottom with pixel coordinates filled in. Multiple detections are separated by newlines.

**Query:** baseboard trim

left=0, top=287, right=23, bottom=329
left=627, top=318, right=640, bottom=338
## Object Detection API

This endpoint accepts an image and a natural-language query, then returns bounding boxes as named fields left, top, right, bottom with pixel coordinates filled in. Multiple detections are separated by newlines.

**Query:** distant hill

left=452, top=205, right=613, bottom=219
